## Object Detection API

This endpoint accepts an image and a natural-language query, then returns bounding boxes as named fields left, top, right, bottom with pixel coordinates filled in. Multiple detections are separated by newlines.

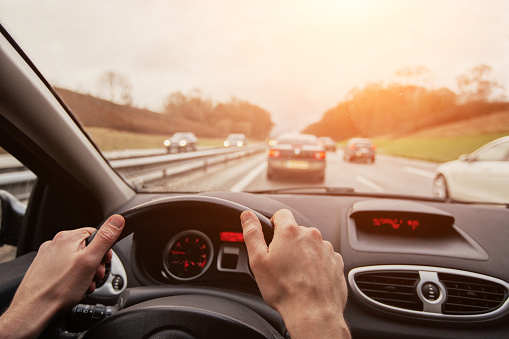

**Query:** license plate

left=286, top=160, right=309, bottom=169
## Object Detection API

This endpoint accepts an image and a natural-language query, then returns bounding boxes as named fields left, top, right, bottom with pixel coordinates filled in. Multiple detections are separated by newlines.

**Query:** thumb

left=87, top=214, right=124, bottom=258
left=241, top=211, right=268, bottom=263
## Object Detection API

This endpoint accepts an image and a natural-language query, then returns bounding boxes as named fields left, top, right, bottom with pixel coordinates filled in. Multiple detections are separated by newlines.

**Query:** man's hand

left=240, top=209, right=350, bottom=339
left=0, top=214, right=125, bottom=339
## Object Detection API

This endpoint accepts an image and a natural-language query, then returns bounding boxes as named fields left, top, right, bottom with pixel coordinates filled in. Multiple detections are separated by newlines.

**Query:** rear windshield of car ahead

left=278, top=137, right=317, bottom=145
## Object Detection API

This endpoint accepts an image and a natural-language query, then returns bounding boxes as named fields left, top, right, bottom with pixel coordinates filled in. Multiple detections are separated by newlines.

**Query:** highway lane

left=147, top=150, right=437, bottom=198
left=241, top=150, right=436, bottom=197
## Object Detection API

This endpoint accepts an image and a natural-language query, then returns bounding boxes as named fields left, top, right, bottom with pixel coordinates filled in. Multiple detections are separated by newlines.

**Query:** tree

left=395, top=66, right=432, bottom=87
left=97, top=71, right=133, bottom=105
left=456, top=64, right=505, bottom=102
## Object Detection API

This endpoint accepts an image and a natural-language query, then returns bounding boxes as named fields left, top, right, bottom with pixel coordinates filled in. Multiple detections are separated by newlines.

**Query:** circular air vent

left=349, top=265, right=509, bottom=320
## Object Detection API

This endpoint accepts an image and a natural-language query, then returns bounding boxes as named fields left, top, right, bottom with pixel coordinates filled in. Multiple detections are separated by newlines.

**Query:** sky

left=1, top=0, right=508, bottom=133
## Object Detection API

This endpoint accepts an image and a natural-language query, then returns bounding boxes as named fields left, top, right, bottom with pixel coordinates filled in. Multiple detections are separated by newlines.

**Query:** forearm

left=0, top=301, right=56, bottom=339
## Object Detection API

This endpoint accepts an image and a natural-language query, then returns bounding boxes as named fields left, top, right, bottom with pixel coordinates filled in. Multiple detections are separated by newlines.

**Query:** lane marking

left=356, top=176, right=385, bottom=192
left=230, top=162, right=267, bottom=192
left=404, top=166, right=434, bottom=178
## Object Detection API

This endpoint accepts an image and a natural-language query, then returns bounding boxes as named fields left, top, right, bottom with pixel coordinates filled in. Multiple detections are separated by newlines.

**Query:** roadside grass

left=85, top=127, right=243, bottom=151
left=372, top=133, right=508, bottom=163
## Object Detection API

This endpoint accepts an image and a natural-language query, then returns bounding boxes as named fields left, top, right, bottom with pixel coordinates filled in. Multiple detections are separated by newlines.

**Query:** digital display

left=220, top=232, right=244, bottom=242
left=372, top=217, right=420, bottom=230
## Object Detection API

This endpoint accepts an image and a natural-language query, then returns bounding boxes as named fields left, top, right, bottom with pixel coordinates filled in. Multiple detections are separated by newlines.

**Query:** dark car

left=164, top=132, right=198, bottom=153
left=318, top=136, right=337, bottom=152
left=267, top=133, right=326, bottom=181
left=223, top=133, right=247, bottom=147
left=343, top=138, right=376, bottom=163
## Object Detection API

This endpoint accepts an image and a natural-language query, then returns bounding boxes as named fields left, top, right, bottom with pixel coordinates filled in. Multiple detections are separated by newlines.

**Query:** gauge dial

left=163, top=230, right=214, bottom=281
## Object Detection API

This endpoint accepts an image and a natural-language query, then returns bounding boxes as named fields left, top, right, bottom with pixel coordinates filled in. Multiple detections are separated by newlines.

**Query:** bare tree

left=395, top=66, right=432, bottom=87
left=97, top=71, right=133, bottom=105
left=456, top=64, right=505, bottom=102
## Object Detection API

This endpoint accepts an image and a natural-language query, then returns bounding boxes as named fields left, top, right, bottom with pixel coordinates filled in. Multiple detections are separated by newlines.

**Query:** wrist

left=278, top=304, right=350, bottom=339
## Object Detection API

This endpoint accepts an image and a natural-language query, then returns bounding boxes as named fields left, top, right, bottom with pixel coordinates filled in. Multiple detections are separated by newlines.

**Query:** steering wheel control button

left=112, top=275, right=124, bottom=291
left=422, top=282, right=440, bottom=301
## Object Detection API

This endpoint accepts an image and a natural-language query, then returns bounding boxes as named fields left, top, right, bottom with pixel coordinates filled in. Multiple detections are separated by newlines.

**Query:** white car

left=433, top=136, right=509, bottom=203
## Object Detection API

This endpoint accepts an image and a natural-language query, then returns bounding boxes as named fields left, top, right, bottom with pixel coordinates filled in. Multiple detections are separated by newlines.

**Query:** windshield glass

left=1, top=1, right=508, bottom=203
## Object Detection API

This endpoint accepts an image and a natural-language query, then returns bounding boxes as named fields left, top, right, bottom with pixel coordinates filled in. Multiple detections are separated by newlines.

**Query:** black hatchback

left=343, top=138, right=376, bottom=163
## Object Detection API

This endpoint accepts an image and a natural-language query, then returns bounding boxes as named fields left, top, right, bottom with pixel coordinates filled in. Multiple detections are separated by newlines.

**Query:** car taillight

left=314, top=151, right=326, bottom=160
left=349, top=143, right=356, bottom=149
left=267, top=149, right=281, bottom=158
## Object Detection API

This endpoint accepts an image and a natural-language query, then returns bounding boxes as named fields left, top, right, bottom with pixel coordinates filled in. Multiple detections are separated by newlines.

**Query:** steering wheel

left=76, top=196, right=282, bottom=339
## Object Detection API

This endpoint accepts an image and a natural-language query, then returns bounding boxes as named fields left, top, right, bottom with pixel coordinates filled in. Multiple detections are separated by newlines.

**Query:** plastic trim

left=348, top=265, right=509, bottom=320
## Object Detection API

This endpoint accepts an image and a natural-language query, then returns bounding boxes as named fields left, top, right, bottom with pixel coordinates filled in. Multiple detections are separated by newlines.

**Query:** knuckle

left=243, top=225, right=259, bottom=241
left=98, top=227, right=117, bottom=244
left=52, top=231, right=69, bottom=242
left=307, top=227, right=323, bottom=240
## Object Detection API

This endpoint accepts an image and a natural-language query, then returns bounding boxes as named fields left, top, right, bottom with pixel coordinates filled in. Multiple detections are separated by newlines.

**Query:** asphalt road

left=149, top=150, right=437, bottom=198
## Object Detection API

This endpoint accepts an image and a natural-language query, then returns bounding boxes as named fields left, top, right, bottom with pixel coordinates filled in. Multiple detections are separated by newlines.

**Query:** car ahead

left=164, top=132, right=198, bottom=153
left=433, top=136, right=509, bottom=203
left=223, top=133, right=247, bottom=147
left=343, top=138, right=376, bottom=163
left=266, top=133, right=326, bottom=182
left=317, top=136, right=337, bottom=152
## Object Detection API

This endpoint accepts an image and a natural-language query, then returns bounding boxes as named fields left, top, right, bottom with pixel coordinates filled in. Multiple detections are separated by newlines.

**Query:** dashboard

left=89, top=190, right=509, bottom=338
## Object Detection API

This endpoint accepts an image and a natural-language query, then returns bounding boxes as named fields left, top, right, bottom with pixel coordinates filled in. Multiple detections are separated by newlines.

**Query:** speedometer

left=163, top=230, right=214, bottom=281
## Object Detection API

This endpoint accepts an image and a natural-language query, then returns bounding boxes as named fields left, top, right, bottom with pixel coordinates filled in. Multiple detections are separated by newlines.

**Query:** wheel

left=432, top=174, right=449, bottom=200
left=73, top=196, right=278, bottom=338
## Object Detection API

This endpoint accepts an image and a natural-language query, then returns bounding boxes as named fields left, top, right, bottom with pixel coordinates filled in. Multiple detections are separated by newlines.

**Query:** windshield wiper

left=248, top=187, right=509, bottom=208
left=247, top=186, right=355, bottom=195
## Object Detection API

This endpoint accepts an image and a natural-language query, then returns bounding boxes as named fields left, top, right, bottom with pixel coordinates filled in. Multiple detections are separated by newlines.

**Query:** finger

left=271, top=209, right=299, bottom=235
left=241, top=211, right=268, bottom=261
left=86, top=281, right=96, bottom=294
left=86, top=215, right=124, bottom=261
left=102, top=249, right=113, bottom=264
left=94, top=263, right=106, bottom=282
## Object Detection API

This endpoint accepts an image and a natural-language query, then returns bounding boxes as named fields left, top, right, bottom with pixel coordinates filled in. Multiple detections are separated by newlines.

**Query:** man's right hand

left=240, top=209, right=350, bottom=339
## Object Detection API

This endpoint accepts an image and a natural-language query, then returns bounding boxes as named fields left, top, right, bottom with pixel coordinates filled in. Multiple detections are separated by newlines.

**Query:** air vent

left=350, top=266, right=509, bottom=319
left=355, top=271, right=422, bottom=311
left=439, top=273, right=507, bottom=315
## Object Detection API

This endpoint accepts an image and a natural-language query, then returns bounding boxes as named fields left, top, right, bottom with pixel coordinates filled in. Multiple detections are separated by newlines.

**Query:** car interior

left=1, top=6, right=509, bottom=339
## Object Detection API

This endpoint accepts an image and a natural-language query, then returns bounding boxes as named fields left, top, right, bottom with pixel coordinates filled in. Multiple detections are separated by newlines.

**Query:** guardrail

left=0, top=145, right=265, bottom=199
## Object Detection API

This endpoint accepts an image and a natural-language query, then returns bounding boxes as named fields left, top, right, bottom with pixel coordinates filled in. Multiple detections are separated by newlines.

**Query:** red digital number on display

left=220, top=232, right=244, bottom=242
left=373, top=218, right=420, bottom=230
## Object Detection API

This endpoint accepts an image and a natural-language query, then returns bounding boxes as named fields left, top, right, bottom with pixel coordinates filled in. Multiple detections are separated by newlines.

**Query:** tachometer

left=163, top=230, right=214, bottom=281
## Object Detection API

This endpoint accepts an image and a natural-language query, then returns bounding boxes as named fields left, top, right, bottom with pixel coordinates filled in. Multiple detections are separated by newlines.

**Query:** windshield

left=1, top=1, right=508, bottom=203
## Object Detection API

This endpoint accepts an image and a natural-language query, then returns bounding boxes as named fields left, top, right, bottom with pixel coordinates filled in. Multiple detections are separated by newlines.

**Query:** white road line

left=356, top=176, right=385, bottom=192
left=404, top=166, right=434, bottom=178
left=230, top=162, right=267, bottom=192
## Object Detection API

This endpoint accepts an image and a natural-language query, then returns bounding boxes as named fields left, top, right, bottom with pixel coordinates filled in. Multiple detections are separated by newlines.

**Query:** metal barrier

left=0, top=145, right=265, bottom=199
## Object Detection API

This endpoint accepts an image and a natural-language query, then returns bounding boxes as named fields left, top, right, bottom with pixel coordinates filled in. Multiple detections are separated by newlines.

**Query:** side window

left=0, top=147, right=36, bottom=264
left=475, top=142, right=509, bottom=162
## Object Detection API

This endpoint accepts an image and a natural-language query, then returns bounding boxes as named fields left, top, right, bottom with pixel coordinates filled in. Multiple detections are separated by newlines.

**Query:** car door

left=470, top=140, right=509, bottom=203
left=456, top=140, right=509, bottom=203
